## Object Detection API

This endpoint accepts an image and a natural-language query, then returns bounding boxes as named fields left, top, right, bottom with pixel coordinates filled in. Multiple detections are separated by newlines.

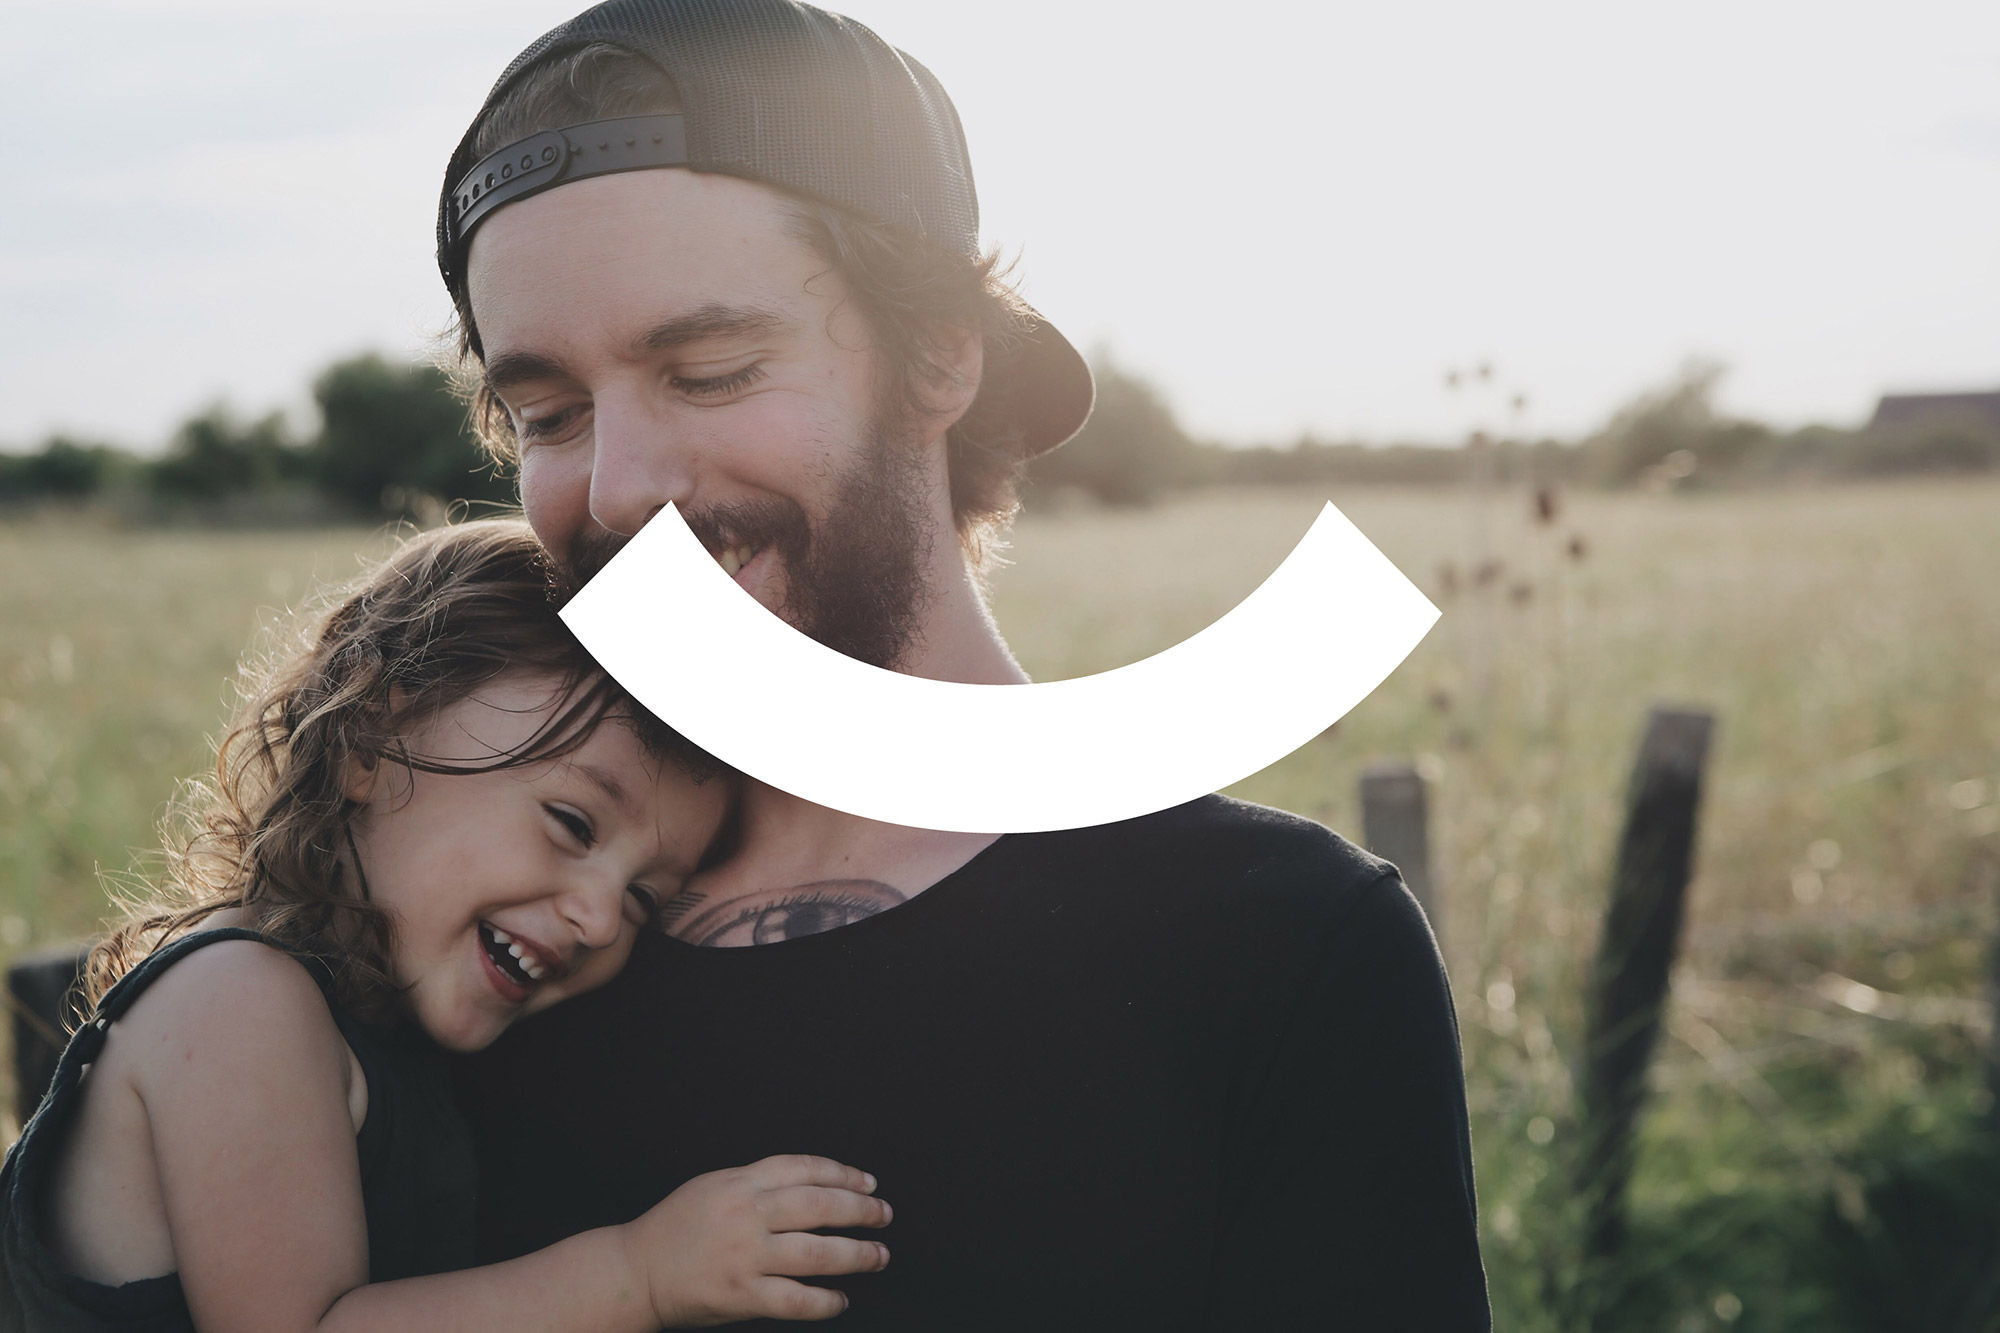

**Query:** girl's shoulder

left=34, top=932, right=370, bottom=1292
left=112, top=934, right=336, bottom=1040
left=97, top=932, right=368, bottom=1131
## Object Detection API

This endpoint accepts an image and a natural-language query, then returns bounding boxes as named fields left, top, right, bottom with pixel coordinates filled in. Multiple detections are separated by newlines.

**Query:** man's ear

left=926, top=324, right=984, bottom=430
left=342, top=751, right=381, bottom=805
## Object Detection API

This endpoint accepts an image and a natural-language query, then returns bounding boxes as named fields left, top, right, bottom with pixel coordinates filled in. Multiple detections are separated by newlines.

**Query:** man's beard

left=565, top=419, right=937, bottom=672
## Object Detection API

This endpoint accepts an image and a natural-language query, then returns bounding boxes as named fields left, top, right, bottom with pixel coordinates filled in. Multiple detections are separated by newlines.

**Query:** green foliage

left=2, top=352, right=508, bottom=520
left=6, top=349, right=1988, bottom=521
left=0, top=438, right=128, bottom=502
left=148, top=405, right=303, bottom=499
left=1814, top=1112, right=2000, bottom=1332
left=310, top=353, right=513, bottom=516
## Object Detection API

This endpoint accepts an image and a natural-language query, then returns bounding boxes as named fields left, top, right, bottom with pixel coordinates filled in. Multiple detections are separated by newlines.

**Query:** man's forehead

left=470, top=171, right=828, bottom=368
left=472, top=169, right=816, bottom=300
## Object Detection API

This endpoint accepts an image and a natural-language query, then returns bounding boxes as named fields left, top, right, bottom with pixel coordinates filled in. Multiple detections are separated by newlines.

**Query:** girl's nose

left=559, top=871, right=628, bottom=952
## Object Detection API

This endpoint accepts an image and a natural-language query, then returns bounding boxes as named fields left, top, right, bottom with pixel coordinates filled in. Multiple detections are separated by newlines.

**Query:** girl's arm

left=321, top=1156, right=890, bottom=1330
left=123, top=942, right=887, bottom=1332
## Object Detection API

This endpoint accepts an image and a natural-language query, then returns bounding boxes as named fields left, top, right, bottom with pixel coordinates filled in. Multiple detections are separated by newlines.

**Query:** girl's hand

left=621, top=1154, right=892, bottom=1326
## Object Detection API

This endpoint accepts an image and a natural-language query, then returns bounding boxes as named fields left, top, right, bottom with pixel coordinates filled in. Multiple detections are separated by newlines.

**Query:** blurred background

left=4, top=2, right=1999, bottom=1329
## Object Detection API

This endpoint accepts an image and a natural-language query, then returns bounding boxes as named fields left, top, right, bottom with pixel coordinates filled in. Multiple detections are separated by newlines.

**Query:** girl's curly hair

left=84, top=518, right=715, bottom=1024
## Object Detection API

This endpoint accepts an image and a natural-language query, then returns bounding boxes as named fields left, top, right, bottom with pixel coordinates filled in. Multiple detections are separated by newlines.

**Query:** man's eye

left=517, top=405, right=586, bottom=444
left=625, top=884, right=662, bottom=927
left=545, top=805, right=595, bottom=847
left=672, top=364, right=765, bottom=400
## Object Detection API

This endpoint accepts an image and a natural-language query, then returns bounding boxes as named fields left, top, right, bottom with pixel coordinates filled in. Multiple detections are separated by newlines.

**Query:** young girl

left=0, top=519, right=891, bottom=1331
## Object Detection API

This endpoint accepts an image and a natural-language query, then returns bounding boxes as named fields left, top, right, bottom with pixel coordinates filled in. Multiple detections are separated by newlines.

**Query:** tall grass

left=992, top=481, right=2000, bottom=1331
left=4, top=481, right=1998, bottom=1325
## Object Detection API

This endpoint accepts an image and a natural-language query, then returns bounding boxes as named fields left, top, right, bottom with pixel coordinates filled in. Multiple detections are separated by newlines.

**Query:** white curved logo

left=562, top=502, right=1439, bottom=833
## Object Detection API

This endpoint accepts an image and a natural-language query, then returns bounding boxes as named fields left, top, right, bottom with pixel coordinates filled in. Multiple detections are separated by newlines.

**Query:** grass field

left=5, top=480, right=1999, bottom=1329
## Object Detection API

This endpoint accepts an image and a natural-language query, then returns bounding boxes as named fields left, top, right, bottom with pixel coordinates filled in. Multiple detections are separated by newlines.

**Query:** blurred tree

left=310, top=354, right=512, bottom=516
left=1582, top=359, right=1774, bottom=486
left=1025, top=351, right=1203, bottom=506
left=0, top=437, right=127, bottom=501
left=149, top=406, right=302, bottom=499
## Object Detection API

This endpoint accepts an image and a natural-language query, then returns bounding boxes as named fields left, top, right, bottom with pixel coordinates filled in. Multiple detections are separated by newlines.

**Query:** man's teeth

left=716, top=546, right=755, bottom=576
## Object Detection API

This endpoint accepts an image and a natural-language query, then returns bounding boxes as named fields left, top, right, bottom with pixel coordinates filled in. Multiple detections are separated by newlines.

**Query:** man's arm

left=1209, top=872, right=1490, bottom=1331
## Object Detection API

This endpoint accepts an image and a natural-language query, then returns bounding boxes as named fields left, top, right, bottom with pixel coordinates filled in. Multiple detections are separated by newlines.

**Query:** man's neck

left=663, top=786, right=997, bottom=945
left=900, top=536, right=1031, bottom=686
left=662, top=543, right=1020, bottom=946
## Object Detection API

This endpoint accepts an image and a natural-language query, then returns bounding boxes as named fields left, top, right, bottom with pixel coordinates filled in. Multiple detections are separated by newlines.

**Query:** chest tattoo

left=655, top=888, right=706, bottom=931
left=672, top=879, right=908, bottom=947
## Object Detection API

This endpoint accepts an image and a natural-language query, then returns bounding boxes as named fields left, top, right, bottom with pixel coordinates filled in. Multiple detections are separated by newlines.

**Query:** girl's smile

left=342, top=674, right=729, bottom=1052
left=477, top=921, right=563, bottom=997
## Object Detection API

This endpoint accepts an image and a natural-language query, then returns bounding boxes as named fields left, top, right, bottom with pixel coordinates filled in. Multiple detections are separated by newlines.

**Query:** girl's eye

left=545, top=805, right=595, bottom=848
left=671, top=364, right=765, bottom=400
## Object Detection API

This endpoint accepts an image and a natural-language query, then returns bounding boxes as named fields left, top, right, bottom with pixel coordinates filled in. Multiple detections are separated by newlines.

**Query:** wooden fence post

left=1577, top=706, right=1715, bottom=1271
left=6, top=941, right=93, bottom=1124
left=1982, top=840, right=2000, bottom=1130
left=1361, top=760, right=1441, bottom=942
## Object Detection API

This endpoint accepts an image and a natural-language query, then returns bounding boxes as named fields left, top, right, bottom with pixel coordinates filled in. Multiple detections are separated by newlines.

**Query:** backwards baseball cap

left=437, top=0, right=1094, bottom=456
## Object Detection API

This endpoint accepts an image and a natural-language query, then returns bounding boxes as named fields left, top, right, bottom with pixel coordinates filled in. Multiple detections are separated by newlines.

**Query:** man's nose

left=587, top=394, right=693, bottom=538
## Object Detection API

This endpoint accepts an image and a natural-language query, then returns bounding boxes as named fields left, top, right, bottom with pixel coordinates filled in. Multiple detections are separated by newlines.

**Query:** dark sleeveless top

left=0, top=929, right=477, bottom=1332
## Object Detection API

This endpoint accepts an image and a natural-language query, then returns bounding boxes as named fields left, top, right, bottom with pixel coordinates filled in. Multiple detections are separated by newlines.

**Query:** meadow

left=4, top=479, right=1998, bottom=1329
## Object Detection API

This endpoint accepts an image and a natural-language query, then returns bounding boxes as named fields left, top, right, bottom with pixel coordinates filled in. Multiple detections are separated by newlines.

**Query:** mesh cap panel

left=437, top=0, right=1093, bottom=456
left=438, top=0, right=978, bottom=289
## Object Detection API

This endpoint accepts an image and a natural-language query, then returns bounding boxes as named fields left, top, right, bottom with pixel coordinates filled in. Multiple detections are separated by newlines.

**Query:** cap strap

left=446, top=113, right=689, bottom=261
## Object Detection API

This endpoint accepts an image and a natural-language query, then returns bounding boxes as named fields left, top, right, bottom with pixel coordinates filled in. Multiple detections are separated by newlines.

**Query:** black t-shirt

left=454, top=796, right=1489, bottom=1330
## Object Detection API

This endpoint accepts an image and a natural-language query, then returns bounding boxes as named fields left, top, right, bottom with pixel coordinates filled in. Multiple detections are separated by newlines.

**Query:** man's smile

left=713, top=544, right=757, bottom=578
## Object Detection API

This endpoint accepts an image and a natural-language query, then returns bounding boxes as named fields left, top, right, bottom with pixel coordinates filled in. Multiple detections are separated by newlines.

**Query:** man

left=447, top=2, right=1489, bottom=1327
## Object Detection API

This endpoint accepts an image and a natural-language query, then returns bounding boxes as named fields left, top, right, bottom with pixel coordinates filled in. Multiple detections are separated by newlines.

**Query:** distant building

left=1867, top=390, right=2000, bottom=434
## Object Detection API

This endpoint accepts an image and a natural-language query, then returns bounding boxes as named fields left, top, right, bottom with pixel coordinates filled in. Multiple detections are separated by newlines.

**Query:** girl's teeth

left=489, top=926, right=512, bottom=945
left=500, top=938, right=548, bottom=981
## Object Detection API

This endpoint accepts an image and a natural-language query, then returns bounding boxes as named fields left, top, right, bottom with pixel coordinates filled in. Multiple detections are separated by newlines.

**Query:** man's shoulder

left=978, top=796, right=1435, bottom=1017
left=1080, top=793, right=1389, bottom=878
left=1011, top=794, right=1402, bottom=928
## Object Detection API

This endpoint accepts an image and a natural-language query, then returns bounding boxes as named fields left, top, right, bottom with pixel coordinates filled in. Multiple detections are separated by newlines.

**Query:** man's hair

left=84, top=518, right=721, bottom=1023
left=445, top=43, right=1037, bottom=562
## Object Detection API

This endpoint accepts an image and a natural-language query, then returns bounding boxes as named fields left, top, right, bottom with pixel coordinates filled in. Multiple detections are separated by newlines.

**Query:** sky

left=4, top=0, right=1997, bottom=452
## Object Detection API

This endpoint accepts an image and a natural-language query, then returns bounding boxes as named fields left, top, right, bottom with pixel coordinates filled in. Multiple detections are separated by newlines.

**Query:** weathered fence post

left=6, top=941, right=93, bottom=1123
left=1576, top=705, right=1715, bottom=1274
left=1361, top=760, right=1441, bottom=942
left=1982, top=840, right=2000, bottom=1130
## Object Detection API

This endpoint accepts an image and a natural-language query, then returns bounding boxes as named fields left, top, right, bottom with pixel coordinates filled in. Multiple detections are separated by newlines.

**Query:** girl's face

left=344, top=674, right=728, bottom=1052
